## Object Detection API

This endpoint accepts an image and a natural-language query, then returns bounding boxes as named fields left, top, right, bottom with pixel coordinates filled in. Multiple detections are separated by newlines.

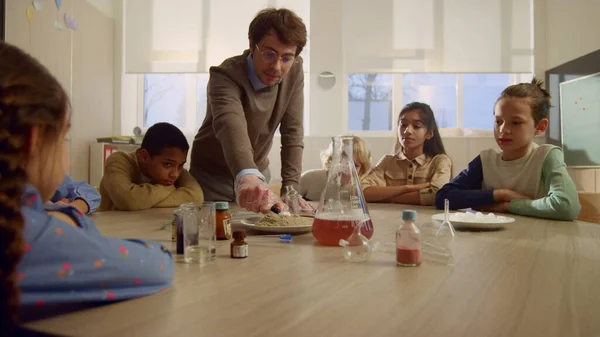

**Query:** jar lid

left=215, top=201, right=229, bottom=210
left=402, top=210, right=417, bottom=221
left=232, top=230, right=246, bottom=240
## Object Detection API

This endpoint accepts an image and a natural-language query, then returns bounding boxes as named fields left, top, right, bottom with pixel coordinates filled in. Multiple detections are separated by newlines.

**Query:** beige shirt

left=361, top=153, right=452, bottom=205
left=99, top=151, right=204, bottom=211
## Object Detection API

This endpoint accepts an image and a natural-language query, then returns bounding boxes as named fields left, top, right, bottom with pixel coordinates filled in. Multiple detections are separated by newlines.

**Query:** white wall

left=71, top=2, right=115, bottom=184
left=85, top=0, right=117, bottom=19
left=533, top=0, right=547, bottom=80
left=533, top=0, right=600, bottom=76
left=112, top=0, right=124, bottom=137
left=5, top=0, right=115, bottom=183
left=308, top=0, right=344, bottom=137
left=543, top=0, right=600, bottom=70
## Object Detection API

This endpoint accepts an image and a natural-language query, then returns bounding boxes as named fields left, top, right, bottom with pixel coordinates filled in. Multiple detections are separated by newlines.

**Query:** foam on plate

left=450, top=212, right=502, bottom=223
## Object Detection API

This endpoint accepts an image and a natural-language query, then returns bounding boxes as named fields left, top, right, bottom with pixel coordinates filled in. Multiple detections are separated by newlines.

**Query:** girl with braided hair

left=0, top=42, right=174, bottom=333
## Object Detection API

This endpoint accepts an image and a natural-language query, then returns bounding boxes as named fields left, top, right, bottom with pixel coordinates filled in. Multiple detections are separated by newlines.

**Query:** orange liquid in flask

left=312, top=214, right=374, bottom=246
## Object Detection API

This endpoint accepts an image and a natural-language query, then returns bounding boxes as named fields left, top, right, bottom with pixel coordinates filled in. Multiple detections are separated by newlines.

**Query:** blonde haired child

left=299, top=135, right=372, bottom=201
left=436, top=78, right=581, bottom=220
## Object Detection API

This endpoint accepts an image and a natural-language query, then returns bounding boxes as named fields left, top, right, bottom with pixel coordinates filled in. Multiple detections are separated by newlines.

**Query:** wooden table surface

left=24, top=204, right=600, bottom=337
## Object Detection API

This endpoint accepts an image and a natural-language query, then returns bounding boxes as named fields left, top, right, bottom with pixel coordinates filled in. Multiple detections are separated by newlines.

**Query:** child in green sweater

left=436, top=79, right=581, bottom=221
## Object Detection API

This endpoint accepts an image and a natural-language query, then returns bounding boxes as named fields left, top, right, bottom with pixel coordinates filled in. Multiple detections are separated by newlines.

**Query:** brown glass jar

left=215, top=202, right=232, bottom=240
left=230, top=230, right=248, bottom=258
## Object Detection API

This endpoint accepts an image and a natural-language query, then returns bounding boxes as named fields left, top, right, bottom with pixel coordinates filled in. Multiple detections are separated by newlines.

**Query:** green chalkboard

left=559, top=72, right=600, bottom=167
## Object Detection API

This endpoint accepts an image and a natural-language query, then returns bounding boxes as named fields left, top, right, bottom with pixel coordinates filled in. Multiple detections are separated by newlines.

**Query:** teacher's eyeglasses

left=255, top=45, right=295, bottom=65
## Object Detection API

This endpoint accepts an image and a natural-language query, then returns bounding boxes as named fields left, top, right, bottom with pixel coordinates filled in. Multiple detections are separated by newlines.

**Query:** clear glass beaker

left=313, top=136, right=373, bottom=246
left=182, top=202, right=216, bottom=264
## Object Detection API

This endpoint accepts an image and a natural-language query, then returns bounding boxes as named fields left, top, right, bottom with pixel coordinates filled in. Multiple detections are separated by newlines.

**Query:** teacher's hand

left=235, top=175, right=284, bottom=213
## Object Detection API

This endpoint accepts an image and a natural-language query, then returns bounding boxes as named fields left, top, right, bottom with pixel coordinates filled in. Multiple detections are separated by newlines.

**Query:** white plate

left=240, top=216, right=314, bottom=234
left=431, top=213, right=515, bottom=230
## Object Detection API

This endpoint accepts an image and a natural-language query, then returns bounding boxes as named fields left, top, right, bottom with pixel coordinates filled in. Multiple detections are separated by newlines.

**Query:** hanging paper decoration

left=64, top=13, right=79, bottom=31
left=26, top=6, right=35, bottom=44
left=70, top=18, right=79, bottom=31
left=32, top=1, right=43, bottom=11
left=26, top=6, right=35, bottom=22
left=54, top=20, right=65, bottom=31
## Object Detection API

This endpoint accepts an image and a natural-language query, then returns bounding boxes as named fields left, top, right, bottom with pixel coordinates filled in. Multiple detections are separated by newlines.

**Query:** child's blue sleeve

left=435, top=155, right=495, bottom=210
left=18, top=207, right=174, bottom=306
left=52, top=175, right=101, bottom=213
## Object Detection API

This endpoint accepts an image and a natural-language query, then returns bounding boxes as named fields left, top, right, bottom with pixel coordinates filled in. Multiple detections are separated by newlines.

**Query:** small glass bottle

left=215, top=202, right=232, bottom=240
left=173, top=205, right=185, bottom=255
left=396, top=210, right=422, bottom=267
left=171, top=212, right=177, bottom=243
left=284, top=185, right=300, bottom=214
left=230, top=230, right=248, bottom=259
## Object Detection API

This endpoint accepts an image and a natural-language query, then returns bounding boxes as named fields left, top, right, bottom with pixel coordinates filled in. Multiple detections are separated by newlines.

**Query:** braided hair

left=0, top=41, right=69, bottom=332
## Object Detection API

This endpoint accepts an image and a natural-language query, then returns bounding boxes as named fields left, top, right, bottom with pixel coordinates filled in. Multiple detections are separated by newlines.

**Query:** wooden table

left=24, top=204, right=600, bottom=337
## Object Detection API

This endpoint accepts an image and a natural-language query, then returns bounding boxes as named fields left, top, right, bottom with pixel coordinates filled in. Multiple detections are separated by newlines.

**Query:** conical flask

left=313, top=136, right=373, bottom=246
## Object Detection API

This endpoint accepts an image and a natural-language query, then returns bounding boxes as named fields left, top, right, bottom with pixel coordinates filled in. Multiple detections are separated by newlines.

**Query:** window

left=141, top=74, right=206, bottom=135
left=347, top=73, right=533, bottom=133
left=143, top=74, right=187, bottom=128
left=196, top=74, right=210, bottom=126
left=142, top=73, right=310, bottom=135
left=348, top=74, right=393, bottom=131
left=462, top=74, right=510, bottom=130
left=402, top=74, right=457, bottom=128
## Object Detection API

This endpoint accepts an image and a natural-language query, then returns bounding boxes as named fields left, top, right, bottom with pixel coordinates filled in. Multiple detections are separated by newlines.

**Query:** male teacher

left=190, top=8, right=312, bottom=213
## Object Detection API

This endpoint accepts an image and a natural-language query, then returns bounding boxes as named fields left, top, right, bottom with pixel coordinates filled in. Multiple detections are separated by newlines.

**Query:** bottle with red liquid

left=313, top=136, right=373, bottom=246
left=396, top=210, right=422, bottom=267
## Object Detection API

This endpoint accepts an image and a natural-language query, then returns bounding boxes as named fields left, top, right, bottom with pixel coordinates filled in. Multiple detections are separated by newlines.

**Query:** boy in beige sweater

left=99, top=122, right=203, bottom=211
